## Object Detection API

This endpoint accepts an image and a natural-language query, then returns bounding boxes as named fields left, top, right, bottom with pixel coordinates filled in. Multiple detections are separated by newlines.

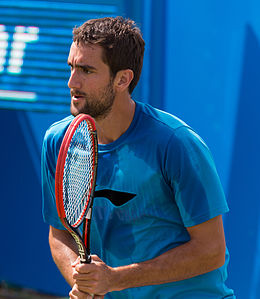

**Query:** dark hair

left=73, top=16, right=145, bottom=94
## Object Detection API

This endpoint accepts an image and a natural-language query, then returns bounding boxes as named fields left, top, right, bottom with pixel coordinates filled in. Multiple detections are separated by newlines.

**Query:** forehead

left=68, top=42, right=105, bottom=65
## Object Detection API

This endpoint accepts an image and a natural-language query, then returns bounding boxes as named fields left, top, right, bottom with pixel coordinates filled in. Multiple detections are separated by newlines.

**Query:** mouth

left=71, top=94, right=85, bottom=103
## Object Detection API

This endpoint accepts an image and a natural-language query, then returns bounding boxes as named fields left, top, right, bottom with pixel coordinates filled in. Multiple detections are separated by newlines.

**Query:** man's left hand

left=72, top=255, right=115, bottom=296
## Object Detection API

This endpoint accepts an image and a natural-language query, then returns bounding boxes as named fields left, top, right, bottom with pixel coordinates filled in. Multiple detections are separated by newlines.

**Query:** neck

left=95, top=94, right=136, bottom=145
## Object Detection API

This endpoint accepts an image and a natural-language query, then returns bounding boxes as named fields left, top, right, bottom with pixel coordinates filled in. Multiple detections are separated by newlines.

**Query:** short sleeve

left=165, top=126, right=229, bottom=227
left=41, top=130, right=65, bottom=230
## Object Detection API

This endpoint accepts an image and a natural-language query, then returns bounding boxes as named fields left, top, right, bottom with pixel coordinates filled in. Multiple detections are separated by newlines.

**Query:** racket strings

left=63, top=120, right=95, bottom=227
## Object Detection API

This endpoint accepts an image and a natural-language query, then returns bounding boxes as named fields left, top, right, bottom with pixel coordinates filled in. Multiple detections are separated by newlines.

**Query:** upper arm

left=49, top=225, right=73, bottom=248
left=165, top=127, right=229, bottom=227
left=49, top=226, right=79, bottom=264
left=49, top=226, right=79, bottom=287
left=41, top=132, right=64, bottom=230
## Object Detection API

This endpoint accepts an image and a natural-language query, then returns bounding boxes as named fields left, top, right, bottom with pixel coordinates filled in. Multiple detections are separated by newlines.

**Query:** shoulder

left=42, top=115, right=74, bottom=158
left=44, top=115, right=73, bottom=142
left=44, top=115, right=74, bottom=139
left=137, top=101, right=189, bottom=132
left=136, top=101, right=205, bottom=147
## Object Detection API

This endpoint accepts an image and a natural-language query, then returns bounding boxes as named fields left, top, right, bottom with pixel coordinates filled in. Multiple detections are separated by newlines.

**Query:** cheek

left=82, top=77, right=97, bottom=91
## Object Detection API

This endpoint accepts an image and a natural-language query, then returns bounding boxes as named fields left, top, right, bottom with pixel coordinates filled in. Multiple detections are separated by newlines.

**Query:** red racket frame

left=55, top=114, right=98, bottom=263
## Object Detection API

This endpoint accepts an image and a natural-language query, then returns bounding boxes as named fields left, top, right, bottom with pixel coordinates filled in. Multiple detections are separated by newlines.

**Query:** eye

left=80, top=67, right=92, bottom=74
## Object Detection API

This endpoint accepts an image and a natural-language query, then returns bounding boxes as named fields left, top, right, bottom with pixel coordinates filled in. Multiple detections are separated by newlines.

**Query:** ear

left=114, top=69, right=134, bottom=92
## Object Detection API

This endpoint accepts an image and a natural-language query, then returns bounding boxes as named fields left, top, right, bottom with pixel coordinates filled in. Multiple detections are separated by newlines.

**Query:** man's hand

left=72, top=255, right=115, bottom=296
left=69, top=284, right=104, bottom=299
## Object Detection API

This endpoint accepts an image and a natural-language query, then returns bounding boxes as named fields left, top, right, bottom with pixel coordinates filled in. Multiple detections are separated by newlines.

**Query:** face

left=67, top=42, right=115, bottom=119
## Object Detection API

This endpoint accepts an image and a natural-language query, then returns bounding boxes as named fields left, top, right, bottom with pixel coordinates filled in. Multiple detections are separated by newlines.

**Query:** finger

left=73, top=273, right=93, bottom=282
left=73, top=268, right=88, bottom=279
left=69, top=284, right=77, bottom=298
left=73, top=272, right=95, bottom=286
left=69, top=285, right=93, bottom=299
left=90, top=255, right=102, bottom=262
left=75, top=263, right=94, bottom=274
left=71, top=256, right=81, bottom=267
left=73, top=267, right=90, bottom=281
left=75, top=281, right=106, bottom=298
left=69, top=291, right=93, bottom=299
left=76, top=280, right=97, bottom=293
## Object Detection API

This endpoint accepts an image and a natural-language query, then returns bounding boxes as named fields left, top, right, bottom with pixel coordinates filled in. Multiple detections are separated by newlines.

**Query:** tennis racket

left=55, top=113, right=98, bottom=264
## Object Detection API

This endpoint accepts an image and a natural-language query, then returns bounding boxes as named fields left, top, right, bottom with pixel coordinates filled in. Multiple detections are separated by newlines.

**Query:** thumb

left=90, top=255, right=102, bottom=262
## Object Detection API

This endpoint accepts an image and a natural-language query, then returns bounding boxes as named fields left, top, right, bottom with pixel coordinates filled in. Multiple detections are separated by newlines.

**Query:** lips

left=71, top=96, right=83, bottom=105
left=71, top=91, right=86, bottom=103
left=72, top=95, right=84, bottom=99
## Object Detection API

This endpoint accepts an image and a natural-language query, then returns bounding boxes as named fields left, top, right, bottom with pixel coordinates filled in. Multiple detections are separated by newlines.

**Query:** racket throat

left=83, top=211, right=92, bottom=258
left=69, top=229, right=89, bottom=263
left=86, top=208, right=92, bottom=219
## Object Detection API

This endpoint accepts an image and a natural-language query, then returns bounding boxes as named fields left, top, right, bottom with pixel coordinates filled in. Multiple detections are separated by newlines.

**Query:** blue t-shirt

left=41, top=101, right=235, bottom=298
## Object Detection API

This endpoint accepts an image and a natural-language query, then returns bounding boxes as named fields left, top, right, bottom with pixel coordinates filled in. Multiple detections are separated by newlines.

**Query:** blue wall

left=1, top=0, right=259, bottom=297
left=161, top=1, right=260, bottom=298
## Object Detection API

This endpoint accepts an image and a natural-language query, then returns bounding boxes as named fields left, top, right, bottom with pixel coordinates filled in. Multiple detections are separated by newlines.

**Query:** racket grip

left=80, top=255, right=94, bottom=298
left=80, top=254, right=91, bottom=264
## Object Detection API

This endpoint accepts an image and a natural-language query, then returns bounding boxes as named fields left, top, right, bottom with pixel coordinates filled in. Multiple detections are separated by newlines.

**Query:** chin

left=70, top=104, right=81, bottom=117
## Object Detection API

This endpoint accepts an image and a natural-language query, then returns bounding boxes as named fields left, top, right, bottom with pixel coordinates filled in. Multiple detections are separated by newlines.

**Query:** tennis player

left=41, top=17, right=235, bottom=298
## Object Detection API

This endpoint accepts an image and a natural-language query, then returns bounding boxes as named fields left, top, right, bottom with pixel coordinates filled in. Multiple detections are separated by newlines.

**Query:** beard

left=70, top=79, right=115, bottom=120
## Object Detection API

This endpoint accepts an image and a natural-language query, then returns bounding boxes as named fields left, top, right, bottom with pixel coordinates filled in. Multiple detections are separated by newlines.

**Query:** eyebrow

left=67, top=62, right=97, bottom=71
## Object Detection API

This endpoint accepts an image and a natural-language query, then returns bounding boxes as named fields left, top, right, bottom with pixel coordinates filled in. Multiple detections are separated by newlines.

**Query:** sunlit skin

left=67, top=42, right=135, bottom=145
left=68, top=42, right=115, bottom=119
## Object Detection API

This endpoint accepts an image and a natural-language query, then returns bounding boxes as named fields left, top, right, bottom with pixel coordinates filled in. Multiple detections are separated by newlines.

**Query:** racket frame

left=55, top=114, right=98, bottom=263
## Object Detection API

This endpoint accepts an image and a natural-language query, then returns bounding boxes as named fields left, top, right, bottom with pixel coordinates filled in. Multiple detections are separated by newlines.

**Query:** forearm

left=112, top=238, right=224, bottom=291
left=49, top=226, right=78, bottom=287
left=73, top=216, right=226, bottom=295
left=110, top=238, right=224, bottom=292
left=111, top=216, right=226, bottom=292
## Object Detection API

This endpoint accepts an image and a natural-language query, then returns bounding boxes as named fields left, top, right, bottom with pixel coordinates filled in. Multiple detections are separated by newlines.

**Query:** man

left=41, top=17, right=235, bottom=298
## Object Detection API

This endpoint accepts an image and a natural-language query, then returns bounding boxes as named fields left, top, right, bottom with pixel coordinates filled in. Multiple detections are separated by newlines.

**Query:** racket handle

left=80, top=254, right=94, bottom=297
left=80, top=254, right=91, bottom=264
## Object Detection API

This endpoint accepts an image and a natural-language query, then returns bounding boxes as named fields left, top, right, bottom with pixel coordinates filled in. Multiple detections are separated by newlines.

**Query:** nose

left=68, top=69, right=81, bottom=89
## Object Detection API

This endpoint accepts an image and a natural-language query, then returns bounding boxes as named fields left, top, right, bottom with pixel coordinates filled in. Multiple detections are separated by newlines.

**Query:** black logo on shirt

left=94, top=189, right=136, bottom=206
